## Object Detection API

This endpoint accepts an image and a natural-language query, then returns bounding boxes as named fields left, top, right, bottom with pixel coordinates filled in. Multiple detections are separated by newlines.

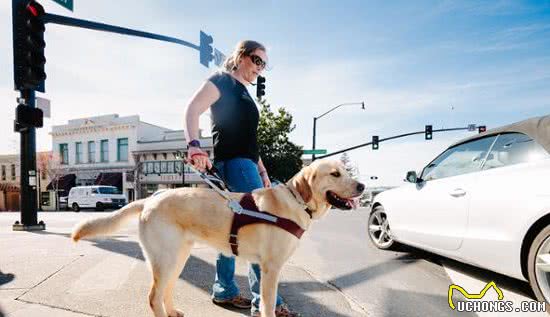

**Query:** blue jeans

left=211, top=158, right=283, bottom=312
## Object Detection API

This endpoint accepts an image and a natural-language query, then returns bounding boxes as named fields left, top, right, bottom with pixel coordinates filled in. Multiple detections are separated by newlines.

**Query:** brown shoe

left=251, top=304, right=301, bottom=317
left=212, top=294, right=252, bottom=309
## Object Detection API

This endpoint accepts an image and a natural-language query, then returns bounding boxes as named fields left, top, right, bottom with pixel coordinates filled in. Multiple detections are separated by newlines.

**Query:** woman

left=184, top=41, right=299, bottom=317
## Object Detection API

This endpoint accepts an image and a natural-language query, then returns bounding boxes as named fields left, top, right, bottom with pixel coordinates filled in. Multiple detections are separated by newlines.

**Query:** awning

left=0, top=182, right=19, bottom=192
left=46, top=174, right=76, bottom=196
left=94, top=172, right=122, bottom=190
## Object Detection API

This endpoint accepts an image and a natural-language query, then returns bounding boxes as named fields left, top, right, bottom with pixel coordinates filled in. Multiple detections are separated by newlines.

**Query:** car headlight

left=103, top=198, right=112, bottom=202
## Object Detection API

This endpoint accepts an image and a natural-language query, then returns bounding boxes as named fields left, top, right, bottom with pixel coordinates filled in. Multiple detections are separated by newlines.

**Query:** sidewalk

left=0, top=212, right=364, bottom=317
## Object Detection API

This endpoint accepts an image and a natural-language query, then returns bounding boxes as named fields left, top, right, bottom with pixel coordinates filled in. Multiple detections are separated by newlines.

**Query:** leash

left=184, top=160, right=278, bottom=223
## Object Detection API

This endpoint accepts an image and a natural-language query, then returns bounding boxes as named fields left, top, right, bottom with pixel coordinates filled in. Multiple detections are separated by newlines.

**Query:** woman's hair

left=223, top=40, right=266, bottom=72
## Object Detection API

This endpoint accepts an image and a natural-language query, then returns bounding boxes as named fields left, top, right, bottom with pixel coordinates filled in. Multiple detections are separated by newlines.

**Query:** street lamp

left=312, top=102, right=365, bottom=161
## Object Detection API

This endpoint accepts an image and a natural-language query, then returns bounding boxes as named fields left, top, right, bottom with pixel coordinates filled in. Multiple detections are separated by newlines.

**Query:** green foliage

left=339, top=153, right=358, bottom=178
left=257, top=99, right=304, bottom=183
left=340, top=153, right=371, bottom=206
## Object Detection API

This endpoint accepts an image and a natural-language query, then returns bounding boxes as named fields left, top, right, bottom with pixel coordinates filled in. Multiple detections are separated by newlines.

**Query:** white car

left=68, top=185, right=127, bottom=212
left=368, top=115, right=550, bottom=303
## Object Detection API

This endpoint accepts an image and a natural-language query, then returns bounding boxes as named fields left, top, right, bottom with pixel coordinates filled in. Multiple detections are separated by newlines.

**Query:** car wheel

left=95, top=202, right=104, bottom=211
left=72, top=203, right=80, bottom=212
left=527, top=224, right=550, bottom=307
left=368, top=205, right=397, bottom=250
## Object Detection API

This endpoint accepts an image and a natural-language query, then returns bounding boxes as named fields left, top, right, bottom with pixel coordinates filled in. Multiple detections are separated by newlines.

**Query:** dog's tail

left=71, top=199, right=146, bottom=242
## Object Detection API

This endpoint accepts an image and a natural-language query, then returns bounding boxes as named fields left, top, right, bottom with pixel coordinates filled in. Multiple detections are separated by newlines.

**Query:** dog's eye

left=331, top=171, right=341, bottom=177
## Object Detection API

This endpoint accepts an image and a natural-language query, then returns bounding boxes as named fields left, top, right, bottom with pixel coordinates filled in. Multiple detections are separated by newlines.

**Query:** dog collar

left=285, top=185, right=314, bottom=219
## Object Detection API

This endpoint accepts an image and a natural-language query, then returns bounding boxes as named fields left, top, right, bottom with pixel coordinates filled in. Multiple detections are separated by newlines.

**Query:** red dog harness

left=229, top=193, right=305, bottom=256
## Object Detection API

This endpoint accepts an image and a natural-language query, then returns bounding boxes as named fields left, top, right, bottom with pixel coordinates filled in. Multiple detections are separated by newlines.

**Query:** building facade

left=51, top=114, right=214, bottom=201
left=51, top=114, right=172, bottom=201
left=0, top=152, right=51, bottom=211
left=133, top=130, right=213, bottom=198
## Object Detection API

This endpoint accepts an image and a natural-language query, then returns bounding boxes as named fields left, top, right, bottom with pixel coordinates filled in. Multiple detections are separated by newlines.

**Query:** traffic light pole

left=315, top=126, right=480, bottom=160
left=13, top=88, right=44, bottom=231
left=312, top=117, right=317, bottom=161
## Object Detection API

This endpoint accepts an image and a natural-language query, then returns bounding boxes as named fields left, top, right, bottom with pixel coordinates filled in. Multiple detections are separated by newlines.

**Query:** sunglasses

left=249, top=54, right=267, bottom=69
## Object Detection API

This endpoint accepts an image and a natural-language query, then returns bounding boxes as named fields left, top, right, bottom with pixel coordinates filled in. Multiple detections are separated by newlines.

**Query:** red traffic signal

left=478, top=125, right=487, bottom=133
left=13, top=0, right=47, bottom=92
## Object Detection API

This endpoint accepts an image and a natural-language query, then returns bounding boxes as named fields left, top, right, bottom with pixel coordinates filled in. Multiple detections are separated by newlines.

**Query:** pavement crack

left=15, top=255, right=83, bottom=301
left=15, top=298, right=103, bottom=316
left=287, top=262, right=371, bottom=316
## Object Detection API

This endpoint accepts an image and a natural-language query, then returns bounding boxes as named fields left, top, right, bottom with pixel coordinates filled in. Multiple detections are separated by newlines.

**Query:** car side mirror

left=405, top=171, right=421, bottom=183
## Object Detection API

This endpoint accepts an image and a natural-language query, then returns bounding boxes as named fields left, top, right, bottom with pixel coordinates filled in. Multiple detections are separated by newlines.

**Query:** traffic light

left=13, top=0, right=47, bottom=92
left=15, top=104, right=43, bottom=129
left=425, top=125, right=433, bottom=140
left=256, top=75, right=266, bottom=99
left=478, top=125, right=487, bottom=133
left=199, top=30, right=213, bottom=67
left=372, top=136, right=379, bottom=150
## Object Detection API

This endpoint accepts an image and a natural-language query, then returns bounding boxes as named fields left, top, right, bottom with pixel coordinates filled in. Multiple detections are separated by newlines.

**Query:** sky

left=1, top=0, right=549, bottom=186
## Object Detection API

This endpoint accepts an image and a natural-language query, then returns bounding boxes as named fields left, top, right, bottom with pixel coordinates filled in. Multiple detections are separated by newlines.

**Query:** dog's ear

left=292, top=168, right=312, bottom=203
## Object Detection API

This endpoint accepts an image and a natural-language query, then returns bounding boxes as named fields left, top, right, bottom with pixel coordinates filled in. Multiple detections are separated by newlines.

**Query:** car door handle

left=450, top=188, right=466, bottom=197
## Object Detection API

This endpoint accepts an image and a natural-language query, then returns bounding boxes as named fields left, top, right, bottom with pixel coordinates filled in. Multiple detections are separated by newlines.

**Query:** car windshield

left=98, top=187, right=121, bottom=194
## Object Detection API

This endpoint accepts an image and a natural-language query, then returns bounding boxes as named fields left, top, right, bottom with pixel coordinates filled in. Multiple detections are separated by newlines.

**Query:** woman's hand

left=260, top=170, right=271, bottom=188
left=187, top=147, right=212, bottom=172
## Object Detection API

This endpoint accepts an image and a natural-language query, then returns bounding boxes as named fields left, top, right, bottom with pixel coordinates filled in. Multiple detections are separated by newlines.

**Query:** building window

left=88, top=141, right=96, bottom=163
left=167, top=161, right=175, bottom=173
left=117, top=138, right=128, bottom=162
left=11, top=164, right=16, bottom=181
left=75, top=142, right=83, bottom=164
left=100, top=140, right=109, bottom=162
left=146, top=162, right=154, bottom=174
left=1, top=165, right=5, bottom=181
left=60, top=143, right=69, bottom=165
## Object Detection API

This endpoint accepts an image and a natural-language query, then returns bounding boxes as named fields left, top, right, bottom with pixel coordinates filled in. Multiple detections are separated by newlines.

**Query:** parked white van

left=68, top=186, right=127, bottom=212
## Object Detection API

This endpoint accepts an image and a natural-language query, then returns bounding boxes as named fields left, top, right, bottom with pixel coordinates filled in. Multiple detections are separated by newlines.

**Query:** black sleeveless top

left=208, top=71, right=260, bottom=163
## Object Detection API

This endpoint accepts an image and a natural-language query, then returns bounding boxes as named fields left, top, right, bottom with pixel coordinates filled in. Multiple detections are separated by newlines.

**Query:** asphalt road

left=291, top=207, right=545, bottom=317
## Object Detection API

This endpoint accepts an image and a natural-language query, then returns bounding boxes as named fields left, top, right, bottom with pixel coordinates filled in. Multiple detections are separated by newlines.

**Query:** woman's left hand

left=260, top=171, right=271, bottom=188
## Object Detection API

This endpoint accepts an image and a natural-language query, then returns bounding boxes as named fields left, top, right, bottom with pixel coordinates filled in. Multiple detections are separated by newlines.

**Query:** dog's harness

left=230, top=193, right=305, bottom=255
left=185, top=162, right=309, bottom=256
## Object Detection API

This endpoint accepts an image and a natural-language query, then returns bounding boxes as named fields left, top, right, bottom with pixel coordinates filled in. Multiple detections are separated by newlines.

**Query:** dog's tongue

left=345, top=197, right=359, bottom=209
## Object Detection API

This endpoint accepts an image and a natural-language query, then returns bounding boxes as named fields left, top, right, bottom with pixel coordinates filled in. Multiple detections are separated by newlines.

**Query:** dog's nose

left=356, top=182, right=365, bottom=193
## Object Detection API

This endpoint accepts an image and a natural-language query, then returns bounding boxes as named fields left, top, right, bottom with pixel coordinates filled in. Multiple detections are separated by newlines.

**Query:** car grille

left=112, top=198, right=125, bottom=204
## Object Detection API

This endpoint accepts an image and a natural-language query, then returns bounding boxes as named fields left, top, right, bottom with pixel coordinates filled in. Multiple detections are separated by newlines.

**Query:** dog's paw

left=168, top=309, right=184, bottom=317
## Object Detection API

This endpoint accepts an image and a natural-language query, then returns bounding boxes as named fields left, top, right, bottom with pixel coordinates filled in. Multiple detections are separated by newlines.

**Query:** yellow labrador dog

left=71, top=159, right=364, bottom=317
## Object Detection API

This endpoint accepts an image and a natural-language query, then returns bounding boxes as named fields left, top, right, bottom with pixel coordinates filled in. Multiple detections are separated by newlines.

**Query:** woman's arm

left=184, top=81, right=220, bottom=141
left=184, top=81, right=220, bottom=171
left=258, top=157, right=271, bottom=188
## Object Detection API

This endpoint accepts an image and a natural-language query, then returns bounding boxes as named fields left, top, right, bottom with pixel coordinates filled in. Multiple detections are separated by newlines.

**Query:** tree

left=339, top=153, right=371, bottom=207
left=339, top=153, right=358, bottom=178
left=37, top=152, right=64, bottom=209
left=257, top=99, right=303, bottom=183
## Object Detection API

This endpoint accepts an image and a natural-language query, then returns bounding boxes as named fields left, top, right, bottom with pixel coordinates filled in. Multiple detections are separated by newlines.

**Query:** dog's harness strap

left=230, top=193, right=305, bottom=256
left=184, top=162, right=305, bottom=256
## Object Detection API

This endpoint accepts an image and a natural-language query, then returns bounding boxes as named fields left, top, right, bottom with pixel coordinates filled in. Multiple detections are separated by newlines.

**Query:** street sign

left=36, top=97, right=50, bottom=118
left=303, top=149, right=327, bottom=155
left=50, top=0, right=73, bottom=11
left=214, top=48, right=226, bottom=67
